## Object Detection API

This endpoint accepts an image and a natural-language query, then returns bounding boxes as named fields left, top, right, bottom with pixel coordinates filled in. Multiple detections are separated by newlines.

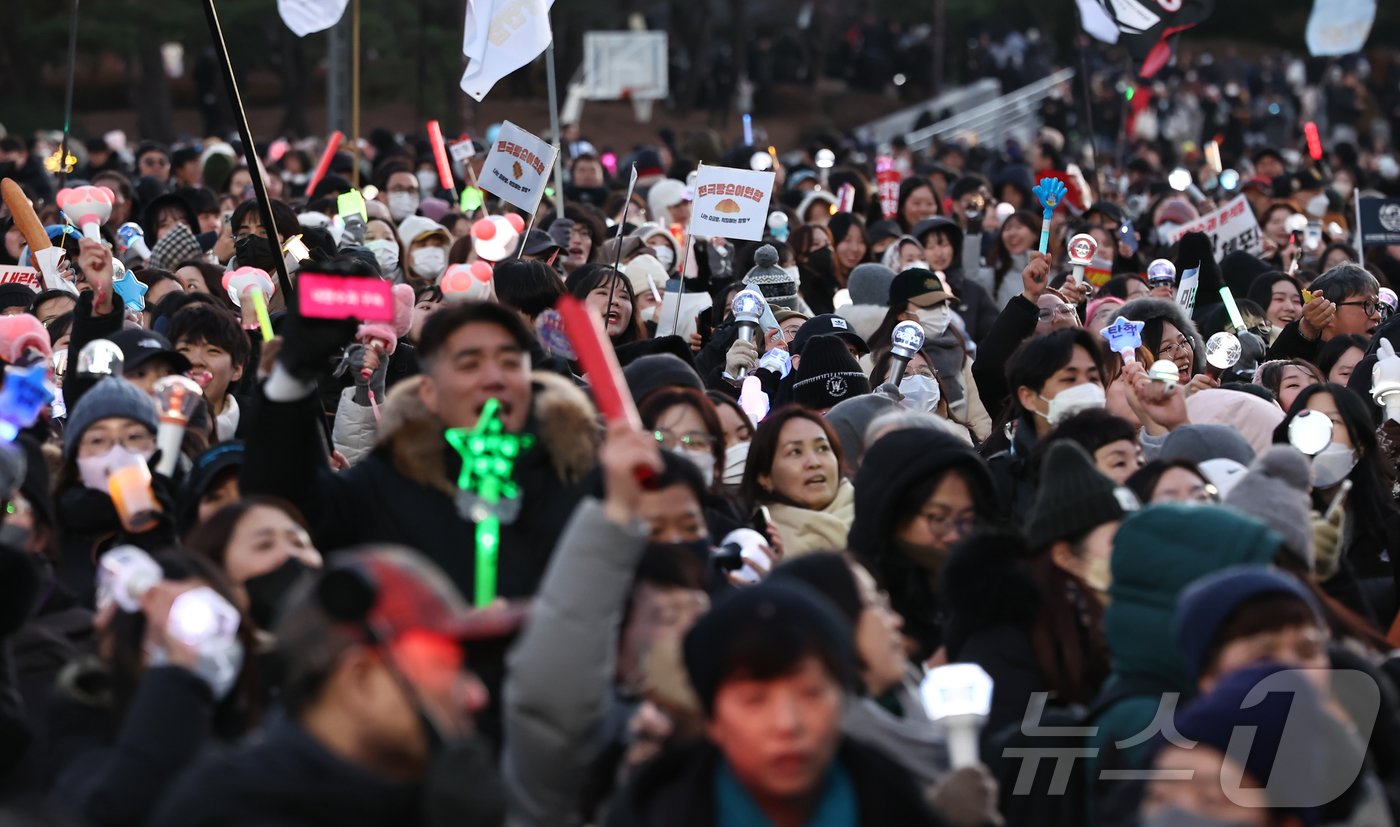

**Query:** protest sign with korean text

left=0, top=267, right=41, bottom=292
left=1164, top=196, right=1263, bottom=261
left=689, top=164, right=776, bottom=242
left=479, top=121, right=558, bottom=214
left=1358, top=197, right=1400, bottom=246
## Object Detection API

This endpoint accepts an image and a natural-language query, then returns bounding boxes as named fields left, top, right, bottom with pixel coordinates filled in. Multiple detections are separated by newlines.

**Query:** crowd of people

left=2, top=37, right=1400, bottom=826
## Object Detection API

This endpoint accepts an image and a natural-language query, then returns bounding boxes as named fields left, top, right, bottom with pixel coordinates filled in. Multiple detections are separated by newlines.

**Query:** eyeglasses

left=79, top=430, right=155, bottom=456
left=653, top=430, right=715, bottom=451
left=1037, top=304, right=1077, bottom=322
left=1159, top=337, right=1193, bottom=359
left=1337, top=299, right=1381, bottom=318
left=919, top=511, right=976, bottom=539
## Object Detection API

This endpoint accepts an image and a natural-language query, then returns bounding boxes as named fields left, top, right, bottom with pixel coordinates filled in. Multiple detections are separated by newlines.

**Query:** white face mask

left=416, top=170, right=437, bottom=196
left=898, top=374, right=941, bottom=413
left=388, top=192, right=420, bottom=222
left=366, top=239, right=399, bottom=275
left=781, top=265, right=801, bottom=284
left=1038, top=381, right=1107, bottom=427
left=77, top=445, right=152, bottom=492
left=651, top=243, right=675, bottom=270
left=411, top=247, right=447, bottom=280
left=671, top=447, right=716, bottom=485
left=916, top=304, right=952, bottom=339
left=640, top=305, right=659, bottom=324
left=722, top=440, right=750, bottom=485
left=1312, top=442, right=1357, bottom=488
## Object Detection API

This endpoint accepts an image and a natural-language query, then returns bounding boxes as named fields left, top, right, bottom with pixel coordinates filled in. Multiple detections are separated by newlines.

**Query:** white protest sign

left=1306, top=0, right=1376, bottom=57
left=478, top=121, right=558, bottom=215
left=0, top=267, right=41, bottom=292
left=1175, top=266, right=1200, bottom=315
left=1165, top=196, right=1263, bottom=261
left=449, top=139, right=477, bottom=165
left=688, top=164, right=776, bottom=242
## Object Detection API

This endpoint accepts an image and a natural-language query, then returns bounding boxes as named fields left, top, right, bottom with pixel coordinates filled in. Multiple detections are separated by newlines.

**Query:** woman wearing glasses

left=1116, top=296, right=1206, bottom=389
left=847, top=427, right=999, bottom=661
left=638, top=387, right=748, bottom=542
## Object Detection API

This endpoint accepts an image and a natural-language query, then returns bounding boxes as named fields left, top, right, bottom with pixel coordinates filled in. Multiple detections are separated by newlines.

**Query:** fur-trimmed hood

left=1117, top=296, right=1205, bottom=366
left=374, top=370, right=600, bottom=497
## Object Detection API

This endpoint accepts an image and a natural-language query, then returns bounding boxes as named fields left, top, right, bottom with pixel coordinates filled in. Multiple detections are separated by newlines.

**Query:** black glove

left=277, top=260, right=367, bottom=382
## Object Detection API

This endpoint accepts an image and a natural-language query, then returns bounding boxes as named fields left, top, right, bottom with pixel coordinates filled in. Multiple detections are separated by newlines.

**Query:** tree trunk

left=136, top=41, right=174, bottom=142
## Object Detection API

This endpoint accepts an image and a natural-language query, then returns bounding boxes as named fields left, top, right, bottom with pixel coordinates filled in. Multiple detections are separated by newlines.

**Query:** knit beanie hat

left=63, top=377, right=158, bottom=459
left=1156, top=424, right=1256, bottom=466
left=622, top=353, right=702, bottom=407
left=0, top=284, right=35, bottom=314
left=770, top=552, right=863, bottom=626
left=620, top=254, right=668, bottom=302
left=742, top=244, right=798, bottom=307
left=792, top=335, right=870, bottom=410
left=847, top=263, right=897, bottom=307
left=1224, top=447, right=1315, bottom=569
left=1172, top=661, right=1328, bottom=825
left=1173, top=565, right=1323, bottom=682
left=683, top=580, right=855, bottom=716
left=1024, top=441, right=1134, bottom=549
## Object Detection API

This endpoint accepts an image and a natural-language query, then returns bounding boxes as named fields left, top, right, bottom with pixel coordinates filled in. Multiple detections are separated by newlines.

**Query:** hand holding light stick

left=222, top=267, right=276, bottom=342
left=730, top=290, right=767, bottom=381
left=1101, top=316, right=1145, bottom=365
left=887, top=321, right=926, bottom=386
left=427, top=120, right=457, bottom=198
left=921, top=663, right=994, bottom=768
left=305, top=131, right=343, bottom=199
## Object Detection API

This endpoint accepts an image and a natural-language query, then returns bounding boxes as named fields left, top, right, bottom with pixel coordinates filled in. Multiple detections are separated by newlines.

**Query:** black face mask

left=422, top=735, right=507, bottom=827
left=244, top=557, right=311, bottom=629
left=805, top=246, right=835, bottom=280
left=234, top=234, right=279, bottom=271
left=0, top=162, right=16, bottom=179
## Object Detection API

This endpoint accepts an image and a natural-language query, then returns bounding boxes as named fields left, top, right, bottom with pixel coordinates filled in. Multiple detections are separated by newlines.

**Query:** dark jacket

left=971, top=293, right=1039, bottom=418
left=605, top=738, right=946, bottom=827
left=54, top=482, right=177, bottom=609
left=148, top=713, right=422, bottom=827
left=984, top=417, right=1041, bottom=523
left=1265, top=319, right=1323, bottom=364
left=911, top=217, right=997, bottom=343
left=45, top=662, right=217, bottom=827
left=241, top=371, right=599, bottom=603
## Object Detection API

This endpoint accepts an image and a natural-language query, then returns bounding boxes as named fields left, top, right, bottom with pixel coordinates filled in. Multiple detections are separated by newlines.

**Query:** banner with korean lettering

left=1357, top=197, right=1400, bottom=246
left=0, top=267, right=41, bottom=292
left=688, top=164, right=776, bottom=241
left=1164, top=195, right=1263, bottom=261
left=478, top=121, right=558, bottom=214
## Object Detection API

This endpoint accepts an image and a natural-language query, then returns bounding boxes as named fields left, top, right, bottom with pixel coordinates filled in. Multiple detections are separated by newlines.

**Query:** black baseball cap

left=791, top=314, right=870, bottom=356
left=107, top=328, right=192, bottom=376
left=887, top=268, right=957, bottom=309
left=518, top=229, right=561, bottom=258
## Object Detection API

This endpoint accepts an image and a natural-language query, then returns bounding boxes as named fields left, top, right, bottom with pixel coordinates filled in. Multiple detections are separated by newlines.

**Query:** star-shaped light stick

left=111, top=261, right=149, bottom=312
left=1031, top=177, right=1068, bottom=254
left=444, top=398, right=534, bottom=606
left=1101, top=316, right=1145, bottom=364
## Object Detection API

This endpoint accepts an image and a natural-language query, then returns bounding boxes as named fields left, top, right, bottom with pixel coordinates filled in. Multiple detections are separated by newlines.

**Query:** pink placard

left=297, top=273, right=394, bottom=322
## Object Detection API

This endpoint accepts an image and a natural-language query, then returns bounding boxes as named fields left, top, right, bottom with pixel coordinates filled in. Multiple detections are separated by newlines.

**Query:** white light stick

left=921, top=663, right=995, bottom=768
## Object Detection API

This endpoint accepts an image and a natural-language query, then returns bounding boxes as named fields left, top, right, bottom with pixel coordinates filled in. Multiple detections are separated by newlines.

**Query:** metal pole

left=201, top=0, right=294, bottom=299
left=351, top=0, right=361, bottom=187
left=59, top=0, right=80, bottom=188
left=545, top=42, right=567, bottom=218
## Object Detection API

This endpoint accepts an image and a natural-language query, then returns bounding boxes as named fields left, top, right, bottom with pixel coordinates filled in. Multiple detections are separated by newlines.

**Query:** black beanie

left=1044, top=408, right=1138, bottom=457
left=683, top=580, right=856, bottom=716
left=948, top=174, right=990, bottom=203
left=1220, top=250, right=1273, bottom=300
left=0, top=284, right=35, bottom=314
left=770, top=552, right=862, bottom=626
left=792, top=334, right=870, bottom=410
left=1023, top=441, right=1130, bottom=550
left=622, top=353, right=702, bottom=407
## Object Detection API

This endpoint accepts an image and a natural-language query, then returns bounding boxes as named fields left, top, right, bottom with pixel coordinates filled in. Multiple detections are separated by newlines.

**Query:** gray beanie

left=64, top=377, right=158, bottom=459
left=1157, top=424, right=1255, bottom=466
left=1224, top=446, right=1314, bottom=568
left=847, top=263, right=896, bottom=306
left=826, top=394, right=896, bottom=472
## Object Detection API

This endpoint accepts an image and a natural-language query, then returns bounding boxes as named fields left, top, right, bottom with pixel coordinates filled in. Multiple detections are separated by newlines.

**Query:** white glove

left=725, top=338, right=758, bottom=379
left=1371, top=339, right=1400, bottom=422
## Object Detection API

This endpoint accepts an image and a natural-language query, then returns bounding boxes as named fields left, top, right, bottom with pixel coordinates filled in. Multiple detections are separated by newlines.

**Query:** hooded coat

left=241, top=371, right=599, bottom=603
left=911, top=217, right=998, bottom=343
left=848, top=429, right=998, bottom=659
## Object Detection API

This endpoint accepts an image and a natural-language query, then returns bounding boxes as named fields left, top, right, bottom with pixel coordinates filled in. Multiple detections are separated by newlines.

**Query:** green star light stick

left=444, top=398, right=533, bottom=606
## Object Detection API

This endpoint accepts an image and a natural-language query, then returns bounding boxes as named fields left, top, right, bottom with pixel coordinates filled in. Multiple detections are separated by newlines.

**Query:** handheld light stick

left=1066, top=233, right=1098, bottom=287
left=152, top=375, right=203, bottom=477
left=56, top=185, right=114, bottom=241
left=305, top=131, right=343, bottom=199
left=921, top=663, right=994, bottom=769
left=1031, top=177, right=1068, bottom=254
left=730, top=290, right=766, bottom=381
left=887, top=321, right=926, bottom=386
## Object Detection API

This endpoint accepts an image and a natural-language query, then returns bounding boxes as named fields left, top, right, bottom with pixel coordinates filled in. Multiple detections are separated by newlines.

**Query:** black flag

left=1077, top=0, right=1215, bottom=78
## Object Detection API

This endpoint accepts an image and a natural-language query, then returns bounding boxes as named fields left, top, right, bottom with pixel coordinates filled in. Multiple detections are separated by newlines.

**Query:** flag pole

left=1356, top=196, right=1365, bottom=268
left=351, top=0, right=361, bottom=188
left=58, top=0, right=80, bottom=188
left=201, top=0, right=294, bottom=299
left=602, top=164, right=638, bottom=312
left=545, top=42, right=567, bottom=219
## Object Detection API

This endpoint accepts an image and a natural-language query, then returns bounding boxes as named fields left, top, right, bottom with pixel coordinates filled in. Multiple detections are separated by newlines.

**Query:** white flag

left=277, top=0, right=349, bottom=37
left=460, top=0, right=556, bottom=102
left=1306, top=0, right=1376, bottom=57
